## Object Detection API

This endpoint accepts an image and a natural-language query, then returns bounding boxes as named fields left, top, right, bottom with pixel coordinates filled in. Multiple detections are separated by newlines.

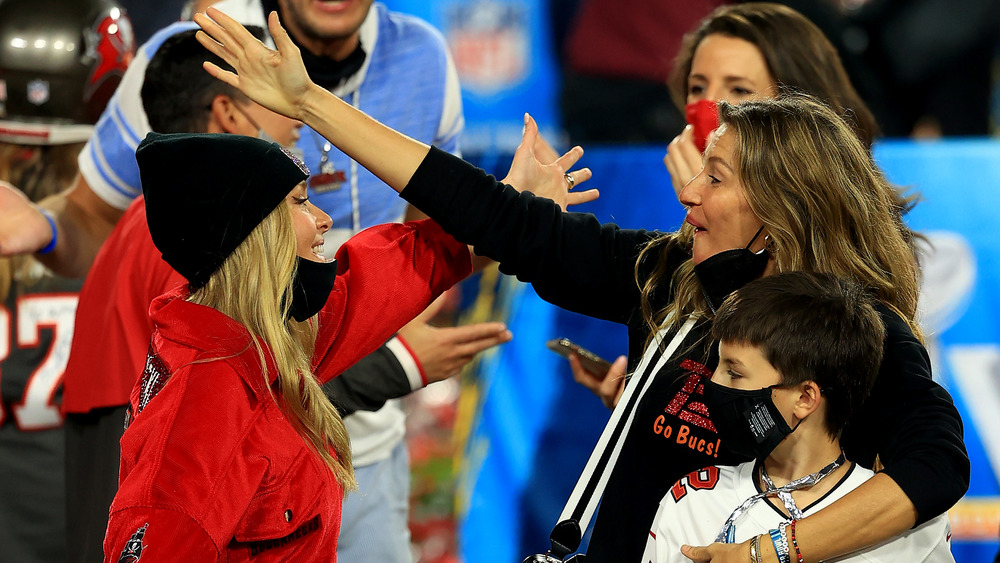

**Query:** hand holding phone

left=546, top=338, right=613, bottom=377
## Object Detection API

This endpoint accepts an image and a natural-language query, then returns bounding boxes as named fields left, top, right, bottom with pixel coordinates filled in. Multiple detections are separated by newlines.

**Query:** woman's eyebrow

left=707, top=155, right=734, bottom=173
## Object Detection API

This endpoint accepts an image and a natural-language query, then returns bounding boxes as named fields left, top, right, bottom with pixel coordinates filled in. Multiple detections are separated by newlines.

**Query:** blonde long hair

left=189, top=202, right=356, bottom=491
left=638, top=96, right=920, bottom=343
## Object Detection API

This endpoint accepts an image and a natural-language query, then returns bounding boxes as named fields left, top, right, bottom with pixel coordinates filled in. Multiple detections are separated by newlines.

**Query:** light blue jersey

left=78, top=0, right=463, bottom=244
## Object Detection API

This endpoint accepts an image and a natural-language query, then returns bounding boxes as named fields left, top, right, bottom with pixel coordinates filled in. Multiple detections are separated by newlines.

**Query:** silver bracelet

left=750, top=534, right=764, bottom=563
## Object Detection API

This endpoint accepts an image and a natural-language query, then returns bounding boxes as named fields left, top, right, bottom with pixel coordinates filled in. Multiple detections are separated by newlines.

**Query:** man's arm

left=37, top=174, right=124, bottom=277
left=0, top=174, right=123, bottom=278
left=320, top=297, right=511, bottom=416
left=322, top=341, right=415, bottom=417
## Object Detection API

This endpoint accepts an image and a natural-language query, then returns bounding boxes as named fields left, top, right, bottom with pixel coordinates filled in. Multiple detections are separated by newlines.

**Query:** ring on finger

left=564, top=172, right=576, bottom=190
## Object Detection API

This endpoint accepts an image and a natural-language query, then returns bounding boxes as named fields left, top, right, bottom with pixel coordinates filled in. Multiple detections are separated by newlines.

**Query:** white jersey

left=642, top=461, right=954, bottom=563
left=76, top=0, right=464, bottom=467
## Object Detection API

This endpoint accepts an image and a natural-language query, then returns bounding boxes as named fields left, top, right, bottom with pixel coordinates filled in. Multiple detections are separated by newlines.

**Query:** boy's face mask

left=702, top=379, right=800, bottom=461
left=685, top=99, right=719, bottom=154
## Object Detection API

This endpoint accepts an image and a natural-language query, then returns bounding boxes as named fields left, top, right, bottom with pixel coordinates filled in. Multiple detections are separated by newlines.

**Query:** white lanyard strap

left=554, top=316, right=698, bottom=545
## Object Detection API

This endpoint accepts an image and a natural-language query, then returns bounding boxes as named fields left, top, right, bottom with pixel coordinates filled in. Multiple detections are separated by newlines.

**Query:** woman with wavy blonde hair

left=103, top=131, right=473, bottom=561
left=194, top=9, right=967, bottom=563
left=645, top=96, right=919, bottom=339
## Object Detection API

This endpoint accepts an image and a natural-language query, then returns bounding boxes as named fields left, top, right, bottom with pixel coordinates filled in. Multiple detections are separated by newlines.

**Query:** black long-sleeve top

left=402, top=147, right=969, bottom=562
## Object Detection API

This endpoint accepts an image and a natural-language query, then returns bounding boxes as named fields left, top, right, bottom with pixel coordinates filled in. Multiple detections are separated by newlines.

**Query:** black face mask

left=692, top=225, right=770, bottom=313
left=702, top=379, right=799, bottom=461
left=288, top=257, right=338, bottom=322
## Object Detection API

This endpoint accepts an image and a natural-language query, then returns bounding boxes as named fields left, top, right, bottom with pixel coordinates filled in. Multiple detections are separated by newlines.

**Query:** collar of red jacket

left=149, top=285, right=281, bottom=392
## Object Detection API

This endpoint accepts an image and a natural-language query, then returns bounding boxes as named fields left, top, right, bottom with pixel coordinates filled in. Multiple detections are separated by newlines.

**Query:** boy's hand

left=682, top=535, right=778, bottom=562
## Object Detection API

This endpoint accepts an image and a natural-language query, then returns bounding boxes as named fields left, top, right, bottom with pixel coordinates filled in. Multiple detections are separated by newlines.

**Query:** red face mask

left=685, top=99, right=719, bottom=153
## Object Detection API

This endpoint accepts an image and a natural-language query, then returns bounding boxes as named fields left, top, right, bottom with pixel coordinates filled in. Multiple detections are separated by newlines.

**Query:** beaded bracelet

left=779, top=522, right=794, bottom=562
left=37, top=208, right=58, bottom=255
left=789, top=520, right=804, bottom=563
left=770, top=526, right=791, bottom=563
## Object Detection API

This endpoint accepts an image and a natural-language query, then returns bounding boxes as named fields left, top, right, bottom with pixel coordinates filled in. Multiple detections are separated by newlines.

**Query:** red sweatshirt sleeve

left=104, top=507, right=219, bottom=562
left=310, top=219, right=471, bottom=382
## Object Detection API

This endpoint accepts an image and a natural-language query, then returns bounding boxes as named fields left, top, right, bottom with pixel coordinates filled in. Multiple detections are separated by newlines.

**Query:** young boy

left=642, top=272, right=954, bottom=563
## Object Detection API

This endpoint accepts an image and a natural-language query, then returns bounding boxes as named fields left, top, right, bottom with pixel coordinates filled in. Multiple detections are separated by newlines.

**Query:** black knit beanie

left=137, top=132, right=309, bottom=289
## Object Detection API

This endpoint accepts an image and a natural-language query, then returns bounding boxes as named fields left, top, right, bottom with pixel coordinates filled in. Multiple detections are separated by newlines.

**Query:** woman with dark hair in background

left=663, top=3, right=879, bottom=195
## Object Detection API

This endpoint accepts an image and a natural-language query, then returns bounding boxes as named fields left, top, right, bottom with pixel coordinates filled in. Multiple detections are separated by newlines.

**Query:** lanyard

left=715, top=452, right=846, bottom=543
left=545, top=316, right=698, bottom=558
left=762, top=460, right=808, bottom=520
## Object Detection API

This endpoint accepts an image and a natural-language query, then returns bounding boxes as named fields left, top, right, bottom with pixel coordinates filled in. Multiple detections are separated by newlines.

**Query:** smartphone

left=546, top=338, right=613, bottom=377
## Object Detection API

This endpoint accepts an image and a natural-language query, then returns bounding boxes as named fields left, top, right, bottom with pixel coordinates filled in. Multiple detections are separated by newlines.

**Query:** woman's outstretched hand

left=194, top=8, right=315, bottom=121
left=664, top=125, right=703, bottom=198
left=502, top=114, right=596, bottom=211
left=569, top=354, right=628, bottom=409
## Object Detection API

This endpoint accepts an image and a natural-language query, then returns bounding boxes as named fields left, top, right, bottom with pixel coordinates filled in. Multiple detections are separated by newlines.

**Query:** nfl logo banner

left=385, top=0, right=561, bottom=153
left=445, top=2, right=528, bottom=96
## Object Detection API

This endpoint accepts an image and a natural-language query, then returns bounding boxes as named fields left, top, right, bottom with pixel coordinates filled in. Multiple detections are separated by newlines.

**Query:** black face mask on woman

left=288, top=257, right=339, bottom=322
left=692, top=225, right=769, bottom=313
left=702, top=380, right=800, bottom=460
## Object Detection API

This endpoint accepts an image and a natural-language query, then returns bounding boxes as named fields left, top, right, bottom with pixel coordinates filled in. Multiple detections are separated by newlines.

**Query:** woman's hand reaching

left=569, top=354, right=628, bottom=409
left=501, top=114, right=596, bottom=211
left=194, top=8, right=317, bottom=121
left=664, top=125, right=704, bottom=198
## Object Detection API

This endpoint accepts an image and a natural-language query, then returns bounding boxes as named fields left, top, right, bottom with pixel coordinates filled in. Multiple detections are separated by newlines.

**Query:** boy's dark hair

left=711, top=271, right=885, bottom=437
left=141, top=27, right=265, bottom=134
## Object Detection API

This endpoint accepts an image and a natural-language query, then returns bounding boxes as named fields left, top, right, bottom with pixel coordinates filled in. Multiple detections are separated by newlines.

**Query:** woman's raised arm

left=193, top=8, right=593, bottom=204
left=194, top=7, right=430, bottom=190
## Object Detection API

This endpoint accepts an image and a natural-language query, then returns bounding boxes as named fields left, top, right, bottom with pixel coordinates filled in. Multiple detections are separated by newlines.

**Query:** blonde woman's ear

left=764, top=233, right=778, bottom=254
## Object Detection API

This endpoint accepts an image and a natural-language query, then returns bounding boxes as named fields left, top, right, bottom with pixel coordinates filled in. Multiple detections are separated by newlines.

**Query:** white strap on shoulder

left=556, top=316, right=698, bottom=533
